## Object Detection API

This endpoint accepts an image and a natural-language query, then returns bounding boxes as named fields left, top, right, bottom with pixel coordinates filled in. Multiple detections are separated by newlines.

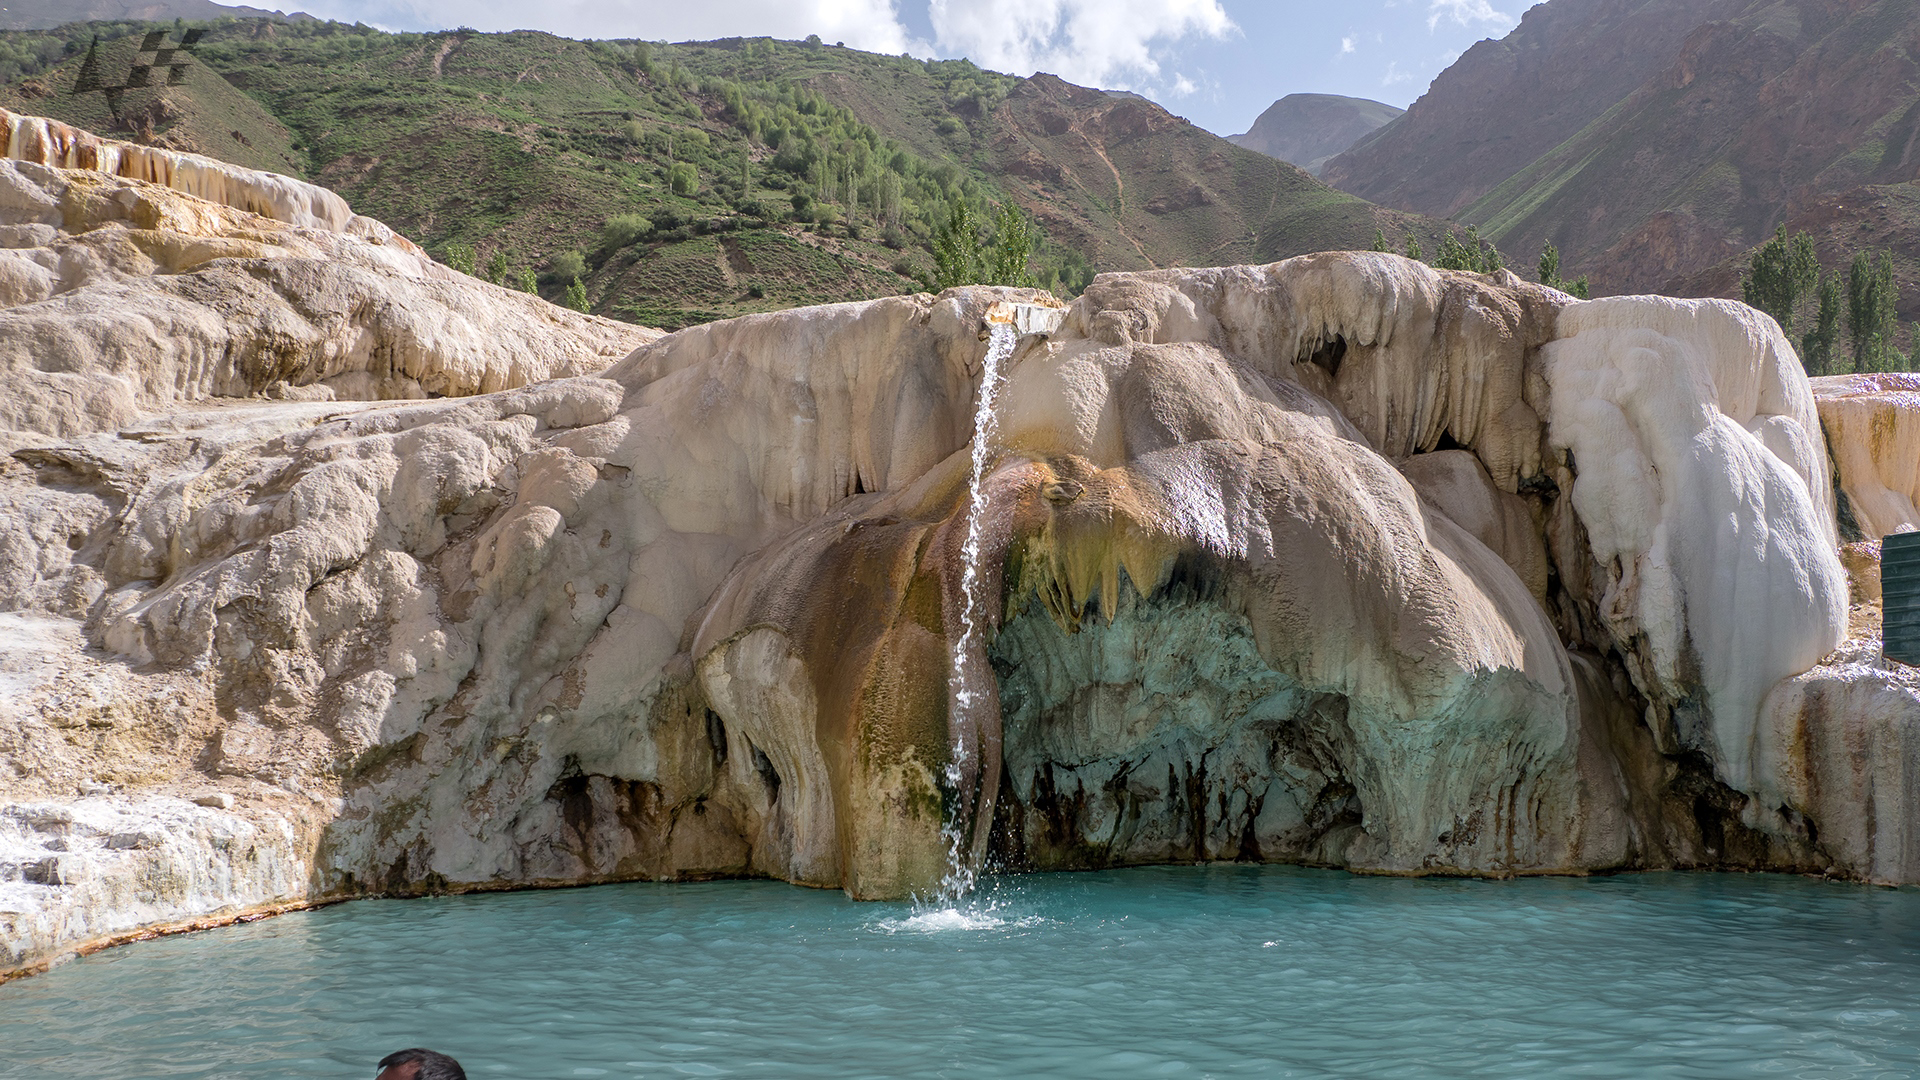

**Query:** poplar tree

left=1536, top=240, right=1591, bottom=299
left=931, top=201, right=982, bottom=290
left=1848, top=250, right=1899, bottom=372
left=1801, top=274, right=1841, bottom=376
left=1743, top=226, right=1819, bottom=337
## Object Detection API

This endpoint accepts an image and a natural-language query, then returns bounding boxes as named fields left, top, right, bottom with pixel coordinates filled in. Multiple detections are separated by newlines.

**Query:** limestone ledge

left=0, top=796, right=316, bottom=980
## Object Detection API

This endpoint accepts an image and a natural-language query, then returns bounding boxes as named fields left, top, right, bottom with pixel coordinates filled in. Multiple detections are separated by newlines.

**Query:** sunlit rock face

left=1784, top=374, right=1920, bottom=886
left=692, top=256, right=1850, bottom=895
left=0, top=121, right=1891, bottom=975
left=0, top=112, right=655, bottom=438
left=1813, top=372, right=1920, bottom=540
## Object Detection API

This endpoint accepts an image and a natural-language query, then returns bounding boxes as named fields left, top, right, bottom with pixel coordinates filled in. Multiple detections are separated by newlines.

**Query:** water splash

left=938, top=317, right=1018, bottom=904
left=877, top=879, right=1046, bottom=935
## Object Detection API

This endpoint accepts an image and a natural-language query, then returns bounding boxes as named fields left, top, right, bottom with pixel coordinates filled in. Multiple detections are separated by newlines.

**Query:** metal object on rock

left=1882, top=531, right=1920, bottom=665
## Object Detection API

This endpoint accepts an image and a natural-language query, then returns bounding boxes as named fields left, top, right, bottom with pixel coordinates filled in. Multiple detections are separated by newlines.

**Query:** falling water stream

left=936, top=316, right=1019, bottom=908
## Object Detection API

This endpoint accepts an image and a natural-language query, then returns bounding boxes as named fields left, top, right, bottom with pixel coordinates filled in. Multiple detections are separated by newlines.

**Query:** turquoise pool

left=3, top=866, right=1917, bottom=1078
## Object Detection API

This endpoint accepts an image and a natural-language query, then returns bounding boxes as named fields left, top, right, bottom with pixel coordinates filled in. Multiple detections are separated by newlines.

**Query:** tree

left=1430, top=227, right=1504, bottom=273
left=929, top=199, right=1048, bottom=289
left=1848, top=250, right=1901, bottom=372
left=1538, top=240, right=1560, bottom=287
left=601, top=214, right=652, bottom=250
left=441, top=241, right=476, bottom=276
left=1434, top=229, right=1476, bottom=271
left=1467, top=225, right=1503, bottom=274
left=514, top=266, right=538, bottom=294
left=1403, top=233, right=1423, bottom=262
left=1801, top=273, right=1841, bottom=376
left=549, top=249, right=587, bottom=284
left=1537, top=239, right=1592, bottom=299
left=482, top=249, right=511, bottom=286
left=563, top=278, right=590, bottom=313
left=1743, top=226, right=1820, bottom=336
left=668, top=162, right=699, bottom=197
left=985, top=200, right=1036, bottom=287
left=931, top=200, right=982, bottom=290
left=1371, top=229, right=1391, bottom=253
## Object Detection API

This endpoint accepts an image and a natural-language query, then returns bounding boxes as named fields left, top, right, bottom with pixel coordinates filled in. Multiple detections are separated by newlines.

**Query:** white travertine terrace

left=1, top=109, right=1917, bottom=982
left=1543, top=298, right=1848, bottom=797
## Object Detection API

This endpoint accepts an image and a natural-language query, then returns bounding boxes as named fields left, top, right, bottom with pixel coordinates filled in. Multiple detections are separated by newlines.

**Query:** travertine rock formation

left=5, top=107, right=355, bottom=232
left=0, top=113, right=1909, bottom=979
left=0, top=109, right=656, bottom=438
left=1813, top=373, right=1920, bottom=540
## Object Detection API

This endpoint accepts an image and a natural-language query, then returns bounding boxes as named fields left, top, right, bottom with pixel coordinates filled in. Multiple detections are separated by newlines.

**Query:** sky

left=275, top=0, right=1535, bottom=137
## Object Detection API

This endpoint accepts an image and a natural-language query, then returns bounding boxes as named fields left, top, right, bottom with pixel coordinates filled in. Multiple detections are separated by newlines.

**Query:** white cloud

left=294, top=0, right=921, bottom=54
left=1425, top=0, right=1515, bottom=33
left=1339, top=35, right=1355, bottom=55
left=927, top=0, right=1233, bottom=93
left=1382, top=60, right=1414, bottom=86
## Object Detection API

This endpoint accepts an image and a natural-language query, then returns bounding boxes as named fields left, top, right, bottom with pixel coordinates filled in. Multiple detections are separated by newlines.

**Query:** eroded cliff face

left=0, top=118, right=1909, bottom=979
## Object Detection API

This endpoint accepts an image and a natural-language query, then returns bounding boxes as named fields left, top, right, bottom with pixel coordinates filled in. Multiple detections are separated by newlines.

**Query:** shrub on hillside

left=441, top=241, right=477, bottom=276
left=601, top=214, right=654, bottom=250
left=548, top=250, right=587, bottom=284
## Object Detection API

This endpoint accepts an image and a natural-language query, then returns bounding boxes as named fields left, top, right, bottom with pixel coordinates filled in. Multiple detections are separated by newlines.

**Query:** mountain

left=0, top=20, right=1443, bottom=329
left=1228, top=93, right=1401, bottom=175
left=0, top=0, right=299, bottom=31
left=1322, top=0, right=1920, bottom=320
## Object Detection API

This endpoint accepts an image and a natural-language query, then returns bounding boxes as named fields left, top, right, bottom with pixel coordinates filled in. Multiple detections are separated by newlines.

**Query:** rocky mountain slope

left=0, top=21, right=1441, bottom=330
left=6, top=105, right=1920, bottom=980
left=1229, top=93, right=1402, bottom=175
left=1322, top=0, right=1920, bottom=316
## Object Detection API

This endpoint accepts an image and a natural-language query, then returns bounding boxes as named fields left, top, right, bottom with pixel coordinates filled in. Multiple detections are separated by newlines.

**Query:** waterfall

left=939, top=317, right=1018, bottom=902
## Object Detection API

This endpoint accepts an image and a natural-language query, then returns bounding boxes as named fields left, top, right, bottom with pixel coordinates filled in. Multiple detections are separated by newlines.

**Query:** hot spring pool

left=3, top=866, right=1918, bottom=1078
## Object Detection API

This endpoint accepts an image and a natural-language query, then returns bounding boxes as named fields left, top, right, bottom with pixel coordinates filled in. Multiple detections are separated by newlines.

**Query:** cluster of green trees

left=439, top=241, right=546, bottom=298
left=1372, top=228, right=1591, bottom=297
left=0, top=27, right=92, bottom=84
left=929, top=200, right=1037, bottom=290
left=567, top=55, right=1090, bottom=299
left=1534, top=241, right=1590, bottom=299
left=1743, top=226, right=1907, bottom=375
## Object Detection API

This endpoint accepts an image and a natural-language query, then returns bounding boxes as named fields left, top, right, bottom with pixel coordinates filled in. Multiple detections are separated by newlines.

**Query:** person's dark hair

left=376, top=1048, right=467, bottom=1080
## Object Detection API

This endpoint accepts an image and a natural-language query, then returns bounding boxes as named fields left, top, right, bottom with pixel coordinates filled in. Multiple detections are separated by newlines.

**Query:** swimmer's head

left=375, top=1048, right=466, bottom=1080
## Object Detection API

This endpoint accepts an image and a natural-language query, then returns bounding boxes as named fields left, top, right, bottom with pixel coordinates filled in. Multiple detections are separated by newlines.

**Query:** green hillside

left=1, top=19, right=1440, bottom=330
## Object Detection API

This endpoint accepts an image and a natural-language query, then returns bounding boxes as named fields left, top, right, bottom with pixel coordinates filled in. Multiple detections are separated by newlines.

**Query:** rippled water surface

left=4, top=867, right=1920, bottom=1078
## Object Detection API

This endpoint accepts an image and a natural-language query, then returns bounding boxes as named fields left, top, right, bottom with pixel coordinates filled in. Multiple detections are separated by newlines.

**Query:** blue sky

left=280, top=0, right=1530, bottom=137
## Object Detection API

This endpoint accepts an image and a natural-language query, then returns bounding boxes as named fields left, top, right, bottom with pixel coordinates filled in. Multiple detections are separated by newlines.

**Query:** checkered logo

left=71, top=29, right=206, bottom=113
